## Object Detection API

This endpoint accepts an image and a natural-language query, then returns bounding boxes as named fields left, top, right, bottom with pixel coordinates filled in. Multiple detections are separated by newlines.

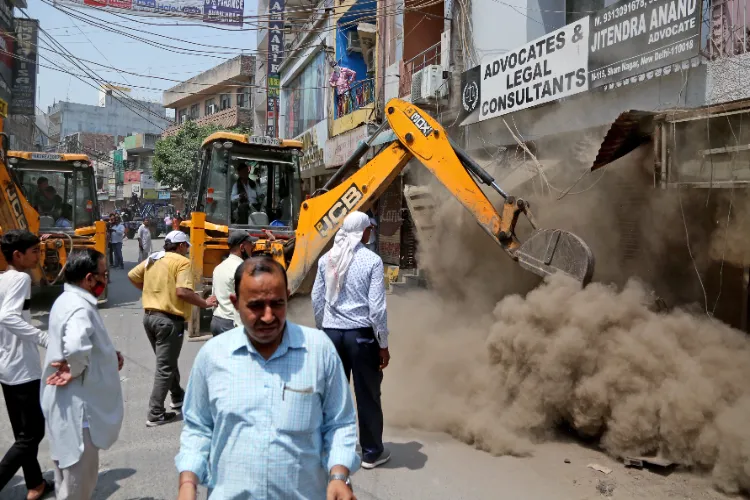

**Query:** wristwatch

left=329, top=473, right=352, bottom=490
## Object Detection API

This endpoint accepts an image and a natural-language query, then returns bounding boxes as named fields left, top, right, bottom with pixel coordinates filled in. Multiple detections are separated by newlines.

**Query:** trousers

left=0, top=379, right=45, bottom=491
left=111, top=242, right=123, bottom=268
left=210, top=315, right=235, bottom=337
left=143, top=312, right=185, bottom=420
left=53, top=429, right=99, bottom=500
left=323, top=327, right=384, bottom=461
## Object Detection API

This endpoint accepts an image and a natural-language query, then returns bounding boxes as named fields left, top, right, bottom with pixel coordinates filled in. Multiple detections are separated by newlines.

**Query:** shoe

left=29, top=479, right=54, bottom=500
left=146, top=412, right=178, bottom=427
left=361, top=448, right=391, bottom=469
left=170, top=400, right=183, bottom=410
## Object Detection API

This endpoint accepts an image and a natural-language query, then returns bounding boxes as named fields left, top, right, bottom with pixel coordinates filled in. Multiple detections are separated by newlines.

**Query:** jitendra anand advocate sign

left=588, top=0, right=701, bottom=88
left=478, top=19, right=590, bottom=121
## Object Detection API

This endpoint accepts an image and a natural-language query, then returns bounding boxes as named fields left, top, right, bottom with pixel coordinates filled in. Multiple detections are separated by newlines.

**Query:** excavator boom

left=286, top=98, right=595, bottom=294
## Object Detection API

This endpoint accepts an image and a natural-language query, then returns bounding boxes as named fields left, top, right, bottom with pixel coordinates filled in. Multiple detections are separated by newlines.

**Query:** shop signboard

left=124, top=170, right=141, bottom=183
left=11, top=18, right=38, bottom=116
left=266, top=0, right=284, bottom=137
left=377, top=176, right=403, bottom=266
left=141, top=173, right=157, bottom=189
left=324, top=124, right=369, bottom=168
left=478, top=19, right=590, bottom=122
left=158, top=190, right=171, bottom=200
left=143, top=189, right=158, bottom=200
left=588, top=0, right=701, bottom=88
left=59, top=0, right=244, bottom=25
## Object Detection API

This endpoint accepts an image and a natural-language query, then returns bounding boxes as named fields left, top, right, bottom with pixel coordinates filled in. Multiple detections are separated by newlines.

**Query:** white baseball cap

left=165, top=230, right=190, bottom=246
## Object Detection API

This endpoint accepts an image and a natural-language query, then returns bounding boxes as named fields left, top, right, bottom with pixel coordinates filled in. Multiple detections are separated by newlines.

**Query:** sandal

left=28, top=479, right=54, bottom=500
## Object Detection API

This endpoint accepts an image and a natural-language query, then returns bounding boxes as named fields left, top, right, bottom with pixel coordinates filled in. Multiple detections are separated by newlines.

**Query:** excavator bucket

left=515, top=228, right=595, bottom=286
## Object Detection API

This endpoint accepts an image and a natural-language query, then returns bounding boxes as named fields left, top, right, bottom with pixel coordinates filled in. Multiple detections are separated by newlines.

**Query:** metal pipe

left=322, top=120, right=389, bottom=192
left=448, top=137, right=509, bottom=199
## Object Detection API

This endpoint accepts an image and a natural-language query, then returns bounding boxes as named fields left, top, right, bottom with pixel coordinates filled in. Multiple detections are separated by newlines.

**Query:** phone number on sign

left=595, top=0, right=660, bottom=25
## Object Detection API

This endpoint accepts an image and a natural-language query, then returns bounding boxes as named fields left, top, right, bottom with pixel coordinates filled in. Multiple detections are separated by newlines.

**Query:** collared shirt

left=312, top=244, right=389, bottom=348
left=128, top=252, right=194, bottom=320
left=110, top=223, right=125, bottom=244
left=210, top=253, right=242, bottom=324
left=40, top=284, right=123, bottom=469
left=137, top=224, right=152, bottom=255
left=0, top=270, right=47, bottom=385
left=175, top=322, right=360, bottom=499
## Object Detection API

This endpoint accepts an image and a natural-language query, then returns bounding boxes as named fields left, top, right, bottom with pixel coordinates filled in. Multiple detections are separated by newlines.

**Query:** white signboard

left=479, top=18, right=590, bottom=121
left=141, top=173, right=157, bottom=190
left=325, top=124, right=369, bottom=168
left=30, top=152, right=62, bottom=161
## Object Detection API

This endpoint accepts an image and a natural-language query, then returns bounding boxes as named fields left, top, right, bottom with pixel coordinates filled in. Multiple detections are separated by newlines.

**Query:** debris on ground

left=623, top=456, right=674, bottom=469
left=596, top=479, right=616, bottom=496
left=588, top=463, right=613, bottom=475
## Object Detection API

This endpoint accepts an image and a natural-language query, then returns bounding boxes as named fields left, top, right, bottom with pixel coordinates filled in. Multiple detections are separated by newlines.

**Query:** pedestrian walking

left=209, top=231, right=256, bottom=336
left=109, top=214, right=125, bottom=269
left=0, top=230, right=54, bottom=499
left=41, top=249, right=125, bottom=500
left=175, top=256, right=359, bottom=500
left=312, top=211, right=391, bottom=469
left=127, top=230, right=217, bottom=427
left=137, top=218, right=152, bottom=262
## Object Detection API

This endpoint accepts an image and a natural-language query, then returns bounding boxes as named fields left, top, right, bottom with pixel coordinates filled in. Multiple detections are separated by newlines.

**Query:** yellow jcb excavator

left=0, top=144, right=109, bottom=303
left=184, top=98, right=595, bottom=335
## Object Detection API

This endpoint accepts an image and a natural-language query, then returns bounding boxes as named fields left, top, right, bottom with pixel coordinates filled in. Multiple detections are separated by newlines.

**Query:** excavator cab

left=8, top=152, right=100, bottom=230
left=194, top=133, right=303, bottom=237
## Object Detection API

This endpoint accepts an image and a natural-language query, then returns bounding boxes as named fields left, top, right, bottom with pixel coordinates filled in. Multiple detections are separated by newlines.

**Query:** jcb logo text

left=315, top=183, right=364, bottom=238
left=6, top=184, right=28, bottom=230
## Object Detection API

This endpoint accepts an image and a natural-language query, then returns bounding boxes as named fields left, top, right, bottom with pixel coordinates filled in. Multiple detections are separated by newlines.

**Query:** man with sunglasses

left=128, top=231, right=217, bottom=427
left=41, top=249, right=124, bottom=500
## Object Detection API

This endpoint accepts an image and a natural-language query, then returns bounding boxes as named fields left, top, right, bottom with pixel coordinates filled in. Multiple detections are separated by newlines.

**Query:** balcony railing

left=335, top=79, right=375, bottom=118
left=708, top=0, right=750, bottom=58
left=400, top=40, right=441, bottom=98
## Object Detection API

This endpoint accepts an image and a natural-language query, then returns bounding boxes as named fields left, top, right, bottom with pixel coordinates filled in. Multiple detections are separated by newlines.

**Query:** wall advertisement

left=60, top=0, right=243, bottom=25
left=157, top=190, right=171, bottom=200
left=588, top=0, right=701, bottom=88
left=143, top=189, right=158, bottom=200
left=458, top=0, right=701, bottom=124
left=295, top=120, right=326, bottom=173
left=479, top=19, right=590, bottom=122
left=266, top=0, right=284, bottom=137
left=11, top=18, right=38, bottom=116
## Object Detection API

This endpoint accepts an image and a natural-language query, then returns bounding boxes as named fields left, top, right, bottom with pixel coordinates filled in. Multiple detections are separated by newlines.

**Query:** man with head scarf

left=311, top=211, right=391, bottom=469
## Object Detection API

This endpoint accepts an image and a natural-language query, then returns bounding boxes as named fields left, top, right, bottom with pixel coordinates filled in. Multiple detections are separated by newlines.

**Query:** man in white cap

left=312, top=211, right=391, bottom=469
left=128, top=231, right=217, bottom=427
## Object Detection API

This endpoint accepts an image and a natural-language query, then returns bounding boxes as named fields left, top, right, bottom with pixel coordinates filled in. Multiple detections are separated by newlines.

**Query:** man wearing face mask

left=311, top=211, right=391, bottom=469
left=41, top=249, right=124, bottom=500
left=128, top=231, right=217, bottom=427
left=209, top=231, right=256, bottom=336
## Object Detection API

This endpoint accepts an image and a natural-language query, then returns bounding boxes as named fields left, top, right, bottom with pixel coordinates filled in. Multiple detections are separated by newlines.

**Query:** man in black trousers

left=0, top=230, right=54, bottom=498
left=312, top=211, right=391, bottom=469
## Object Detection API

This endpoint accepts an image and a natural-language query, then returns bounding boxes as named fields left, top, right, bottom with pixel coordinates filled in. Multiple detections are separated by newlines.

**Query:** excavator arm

left=286, top=98, right=595, bottom=294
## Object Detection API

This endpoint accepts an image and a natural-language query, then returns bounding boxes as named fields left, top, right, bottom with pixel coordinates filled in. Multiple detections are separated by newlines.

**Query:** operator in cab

left=55, top=205, right=73, bottom=228
left=231, top=162, right=259, bottom=224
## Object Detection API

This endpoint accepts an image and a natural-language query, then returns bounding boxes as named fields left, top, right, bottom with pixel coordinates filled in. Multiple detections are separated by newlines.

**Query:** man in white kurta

left=41, top=249, right=124, bottom=500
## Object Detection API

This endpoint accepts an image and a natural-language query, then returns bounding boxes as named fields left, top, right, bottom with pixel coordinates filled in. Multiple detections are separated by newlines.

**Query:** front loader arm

left=286, top=98, right=595, bottom=294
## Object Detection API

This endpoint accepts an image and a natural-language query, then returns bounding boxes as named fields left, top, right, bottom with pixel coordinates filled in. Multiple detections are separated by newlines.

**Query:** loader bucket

left=515, top=229, right=595, bottom=286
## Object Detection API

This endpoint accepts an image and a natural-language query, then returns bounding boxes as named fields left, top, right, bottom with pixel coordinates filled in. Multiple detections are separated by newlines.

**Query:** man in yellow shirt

left=128, top=231, right=217, bottom=427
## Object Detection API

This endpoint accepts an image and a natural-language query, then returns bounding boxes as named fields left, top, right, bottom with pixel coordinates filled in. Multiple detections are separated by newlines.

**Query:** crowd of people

left=0, top=210, right=391, bottom=500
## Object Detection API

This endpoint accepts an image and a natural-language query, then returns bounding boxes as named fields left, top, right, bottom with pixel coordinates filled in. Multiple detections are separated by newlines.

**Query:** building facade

left=47, top=92, right=169, bottom=146
left=162, top=54, right=256, bottom=136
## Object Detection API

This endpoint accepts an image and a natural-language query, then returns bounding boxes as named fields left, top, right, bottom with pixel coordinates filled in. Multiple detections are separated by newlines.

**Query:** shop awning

left=591, top=110, right=655, bottom=172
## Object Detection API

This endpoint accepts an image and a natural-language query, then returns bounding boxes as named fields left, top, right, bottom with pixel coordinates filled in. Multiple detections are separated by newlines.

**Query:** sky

left=24, top=0, right=259, bottom=113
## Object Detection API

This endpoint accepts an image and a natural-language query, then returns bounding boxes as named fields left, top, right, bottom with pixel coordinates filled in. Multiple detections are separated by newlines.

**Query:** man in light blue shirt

left=175, top=256, right=359, bottom=500
left=312, top=211, right=390, bottom=469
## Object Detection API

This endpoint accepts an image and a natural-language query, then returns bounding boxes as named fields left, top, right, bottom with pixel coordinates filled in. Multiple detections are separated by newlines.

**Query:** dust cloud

left=383, top=145, right=750, bottom=493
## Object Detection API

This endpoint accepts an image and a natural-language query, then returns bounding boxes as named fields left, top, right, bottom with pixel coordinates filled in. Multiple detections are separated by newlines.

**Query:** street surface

left=0, top=239, right=731, bottom=499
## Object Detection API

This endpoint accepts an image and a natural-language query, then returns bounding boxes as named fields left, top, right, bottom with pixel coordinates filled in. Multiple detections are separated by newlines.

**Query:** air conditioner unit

left=345, top=30, right=361, bottom=54
left=411, top=65, right=446, bottom=104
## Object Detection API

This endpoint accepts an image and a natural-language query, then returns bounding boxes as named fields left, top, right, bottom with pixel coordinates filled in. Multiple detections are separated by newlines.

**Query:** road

left=0, top=239, right=730, bottom=499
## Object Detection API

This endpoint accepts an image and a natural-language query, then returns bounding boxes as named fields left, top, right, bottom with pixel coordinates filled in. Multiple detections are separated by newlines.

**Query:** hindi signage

left=11, top=19, right=38, bottom=116
left=588, top=0, right=700, bottom=88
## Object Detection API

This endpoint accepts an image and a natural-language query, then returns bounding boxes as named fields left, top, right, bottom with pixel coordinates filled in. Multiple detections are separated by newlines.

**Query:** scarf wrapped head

left=325, top=211, right=371, bottom=305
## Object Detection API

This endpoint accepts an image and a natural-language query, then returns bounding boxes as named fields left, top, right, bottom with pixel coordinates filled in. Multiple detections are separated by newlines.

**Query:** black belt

left=145, top=309, right=184, bottom=322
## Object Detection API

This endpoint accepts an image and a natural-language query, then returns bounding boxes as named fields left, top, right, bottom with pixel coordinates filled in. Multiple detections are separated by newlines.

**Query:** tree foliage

left=152, top=121, right=250, bottom=192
